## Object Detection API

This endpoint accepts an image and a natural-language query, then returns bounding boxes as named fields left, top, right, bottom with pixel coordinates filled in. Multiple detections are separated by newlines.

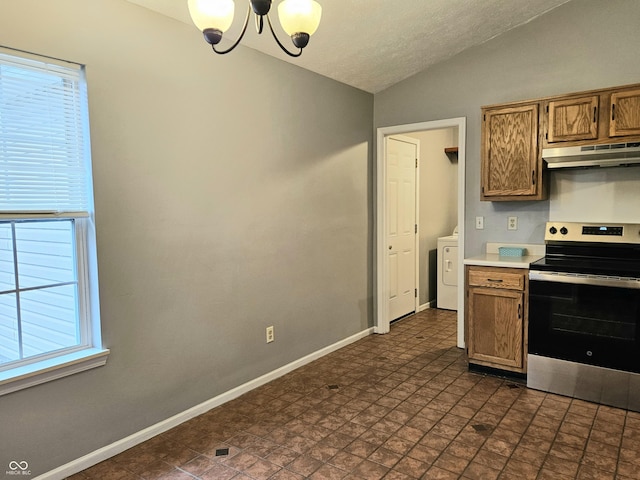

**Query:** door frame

left=375, top=117, right=466, bottom=349
left=386, top=134, right=421, bottom=320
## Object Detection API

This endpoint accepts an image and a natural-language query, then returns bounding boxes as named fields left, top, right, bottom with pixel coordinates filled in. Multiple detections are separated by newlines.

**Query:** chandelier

left=188, top=0, right=322, bottom=57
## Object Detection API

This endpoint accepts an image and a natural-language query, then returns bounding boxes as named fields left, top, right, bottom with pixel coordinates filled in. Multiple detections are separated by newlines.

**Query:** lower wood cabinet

left=465, top=265, right=528, bottom=374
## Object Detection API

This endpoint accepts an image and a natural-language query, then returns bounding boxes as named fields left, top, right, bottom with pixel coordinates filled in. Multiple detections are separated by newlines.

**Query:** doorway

left=375, top=118, right=466, bottom=349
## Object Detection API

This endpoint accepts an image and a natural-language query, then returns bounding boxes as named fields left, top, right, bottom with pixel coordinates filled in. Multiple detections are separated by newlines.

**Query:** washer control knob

left=549, top=226, right=557, bottom=235
left=560, top=227, right=568, bottom=235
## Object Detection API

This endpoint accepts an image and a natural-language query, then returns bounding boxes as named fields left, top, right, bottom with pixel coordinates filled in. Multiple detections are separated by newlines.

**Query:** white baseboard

left=36, top=327, right=375, bottom=480
left=418, top=301, right=434, bottom=312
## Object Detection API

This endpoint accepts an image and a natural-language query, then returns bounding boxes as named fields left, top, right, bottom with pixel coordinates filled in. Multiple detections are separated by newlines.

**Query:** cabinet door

left=547, top=95, right=599, bottom=143
left=610, top=89, right=640, bottom=137
left=482, top=104, right=539, bottom=200
left=467, top=287, right=523, bottom=369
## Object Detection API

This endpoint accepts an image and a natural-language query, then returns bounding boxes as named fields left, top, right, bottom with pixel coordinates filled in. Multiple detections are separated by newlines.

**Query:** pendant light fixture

left=188, top=0, right=322, bottom=57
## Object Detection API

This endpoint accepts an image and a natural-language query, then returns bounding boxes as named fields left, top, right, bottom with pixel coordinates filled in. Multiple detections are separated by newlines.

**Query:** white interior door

left=386, top=136, right=418, bottom=321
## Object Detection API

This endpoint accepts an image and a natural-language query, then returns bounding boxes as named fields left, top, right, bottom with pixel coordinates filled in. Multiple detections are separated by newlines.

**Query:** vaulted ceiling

left=126, top=0, right=572, bottom=93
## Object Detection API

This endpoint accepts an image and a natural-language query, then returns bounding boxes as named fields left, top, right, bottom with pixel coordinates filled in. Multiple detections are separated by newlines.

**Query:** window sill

left=0, top=348, right=110, bottom=397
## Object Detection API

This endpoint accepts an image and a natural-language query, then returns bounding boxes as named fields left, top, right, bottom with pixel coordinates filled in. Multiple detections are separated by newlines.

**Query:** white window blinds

left=0, top=50, right=91, bottom=214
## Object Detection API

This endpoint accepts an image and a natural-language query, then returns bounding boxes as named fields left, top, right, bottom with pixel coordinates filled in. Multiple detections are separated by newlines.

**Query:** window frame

left=0, top=48, right=108, bottom=396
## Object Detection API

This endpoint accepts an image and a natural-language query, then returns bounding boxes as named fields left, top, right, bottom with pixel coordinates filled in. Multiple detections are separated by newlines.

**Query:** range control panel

left=582, top=226, right=623, bottom=236
left=545, top=222, right=640, bottom=244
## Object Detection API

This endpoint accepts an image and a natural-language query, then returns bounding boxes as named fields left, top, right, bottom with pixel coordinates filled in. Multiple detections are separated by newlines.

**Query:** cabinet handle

left=612, top=103, right=616, bottom=121
left=488, top=279, right=503, bottom=283
left=518, top=304, right=522, bottom=319
left=593, top=106, right=597, bottom=123
left=532, top=170, right=536, bottom=186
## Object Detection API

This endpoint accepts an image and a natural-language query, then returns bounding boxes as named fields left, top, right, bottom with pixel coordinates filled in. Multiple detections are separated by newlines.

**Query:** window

left=0, top=48, right=107, bottom=395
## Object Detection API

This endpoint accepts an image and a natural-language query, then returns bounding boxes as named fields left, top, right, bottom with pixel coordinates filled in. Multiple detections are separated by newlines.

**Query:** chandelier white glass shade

left=188, top=0, right=322, bottom=57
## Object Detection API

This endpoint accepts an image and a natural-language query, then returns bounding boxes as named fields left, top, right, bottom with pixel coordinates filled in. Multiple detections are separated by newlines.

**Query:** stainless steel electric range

left=527, top=221, right=640, bottom=411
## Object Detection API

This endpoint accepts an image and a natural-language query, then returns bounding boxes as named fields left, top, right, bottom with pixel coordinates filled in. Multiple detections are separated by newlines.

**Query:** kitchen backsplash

left=549, top=167, right=640, bottom=223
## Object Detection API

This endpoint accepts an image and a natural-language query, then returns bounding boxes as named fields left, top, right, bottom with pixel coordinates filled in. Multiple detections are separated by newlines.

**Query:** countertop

left=464, top=242, right=545, bottom=269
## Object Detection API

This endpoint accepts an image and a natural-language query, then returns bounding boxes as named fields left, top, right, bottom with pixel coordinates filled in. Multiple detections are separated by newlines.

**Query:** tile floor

left=68, top=309, right=640, bottom=480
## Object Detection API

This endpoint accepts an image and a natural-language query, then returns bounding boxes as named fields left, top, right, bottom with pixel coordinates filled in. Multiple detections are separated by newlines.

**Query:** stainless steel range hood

left=542, top=142, right=640, bottom=169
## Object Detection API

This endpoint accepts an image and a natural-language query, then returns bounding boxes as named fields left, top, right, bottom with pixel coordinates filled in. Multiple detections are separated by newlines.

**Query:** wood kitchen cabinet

left=542, top=84, right=640, bottom=147
left=481, top=103, right=544, bottom=201
left=610, top=88, right=640, bottom=137
left=546, top=95, right=599, bottom=143
left=482, top=82, right=640, bottom=202
left=466, top=265, right=528, bottom=373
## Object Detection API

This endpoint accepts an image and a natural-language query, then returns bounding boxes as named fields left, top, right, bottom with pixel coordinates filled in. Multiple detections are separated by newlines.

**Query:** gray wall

left=3, top=0, right=640, bottom=475
left=406, top=129, right=457, bottom=306
left=0, top=0, right=372, bottom=475
left=374, top=0, right=640, bottom=257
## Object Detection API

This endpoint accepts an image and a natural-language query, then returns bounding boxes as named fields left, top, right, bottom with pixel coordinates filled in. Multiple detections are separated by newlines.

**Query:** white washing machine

left=437, top=228, right=459, bottom=310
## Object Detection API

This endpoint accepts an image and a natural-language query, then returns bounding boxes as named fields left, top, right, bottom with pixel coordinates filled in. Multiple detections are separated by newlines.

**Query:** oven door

left=529, top=271, right=640, bottom=373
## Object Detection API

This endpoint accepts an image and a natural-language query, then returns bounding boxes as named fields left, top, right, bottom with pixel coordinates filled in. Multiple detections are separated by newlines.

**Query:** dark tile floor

left=68, top=309, right=640, bottom=480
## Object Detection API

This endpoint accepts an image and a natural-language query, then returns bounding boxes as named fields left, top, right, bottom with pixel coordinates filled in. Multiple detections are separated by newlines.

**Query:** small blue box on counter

left=498, top=247, right=527, bottom=257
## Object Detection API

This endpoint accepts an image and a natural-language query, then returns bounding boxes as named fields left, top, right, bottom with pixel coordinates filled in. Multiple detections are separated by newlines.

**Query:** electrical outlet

left=508, top=216, right=518, bottom=230
left=266, top=326, right=274, bottom=343
left=475, top=216, right=484, bottom=230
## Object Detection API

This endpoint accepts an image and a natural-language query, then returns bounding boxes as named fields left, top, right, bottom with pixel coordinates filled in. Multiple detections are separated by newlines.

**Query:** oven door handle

left=529, top=271, right=640, bottom=289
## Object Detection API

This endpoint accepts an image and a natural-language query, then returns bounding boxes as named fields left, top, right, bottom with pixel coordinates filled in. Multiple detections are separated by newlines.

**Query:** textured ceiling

left=126, top=0, right=572, bottom=93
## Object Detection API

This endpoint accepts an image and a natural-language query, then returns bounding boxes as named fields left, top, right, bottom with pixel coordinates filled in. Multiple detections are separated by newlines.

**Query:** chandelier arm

left=266, top=14, right=303, bottom=58
left=212, top=4, right=253, bottom=55
left=256, top=13, right=264, bottom=34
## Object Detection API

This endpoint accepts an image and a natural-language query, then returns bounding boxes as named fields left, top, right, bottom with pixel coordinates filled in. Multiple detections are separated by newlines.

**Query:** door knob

left=389, top=245, right=392, bottom=250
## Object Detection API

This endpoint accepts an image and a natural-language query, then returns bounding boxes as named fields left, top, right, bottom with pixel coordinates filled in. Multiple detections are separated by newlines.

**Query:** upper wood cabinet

left=541, top=84, right=640, bottom=148
left=546, top=95, right=599, bottom=143
left=610, top=88, right=640, bottom=137
left=482, top=83, right=640, bottom=202
left=481, top=103, right=543, bottom=201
